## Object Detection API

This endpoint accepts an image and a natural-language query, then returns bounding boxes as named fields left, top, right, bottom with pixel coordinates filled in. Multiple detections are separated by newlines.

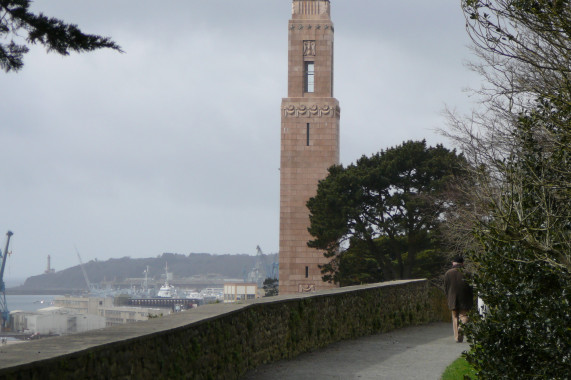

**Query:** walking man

left=444, top=256, right=473, bottom=342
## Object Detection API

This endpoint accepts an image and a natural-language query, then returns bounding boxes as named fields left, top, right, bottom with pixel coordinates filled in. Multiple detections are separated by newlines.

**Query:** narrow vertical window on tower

left=306, top=123, right=310, bottom=146
left=304, top=61, right=315, bottom=93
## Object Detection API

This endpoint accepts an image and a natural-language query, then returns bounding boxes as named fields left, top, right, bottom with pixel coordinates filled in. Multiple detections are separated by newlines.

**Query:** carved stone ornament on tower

left=299, top=284, right=316, bottom=293
left=303, top=40, right=316, bottom=56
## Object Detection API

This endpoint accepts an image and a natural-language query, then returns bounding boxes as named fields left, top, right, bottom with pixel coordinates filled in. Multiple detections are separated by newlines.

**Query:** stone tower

left=279, top=0, right=340, bottom=294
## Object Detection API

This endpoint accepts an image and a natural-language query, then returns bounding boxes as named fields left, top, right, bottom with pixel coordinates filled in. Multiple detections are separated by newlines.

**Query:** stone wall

left=0, top=280, right=448, bottom=380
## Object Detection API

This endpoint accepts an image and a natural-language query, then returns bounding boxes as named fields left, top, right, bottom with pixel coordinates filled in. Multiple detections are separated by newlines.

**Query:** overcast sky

left=1, top=1, right=480, bottom=282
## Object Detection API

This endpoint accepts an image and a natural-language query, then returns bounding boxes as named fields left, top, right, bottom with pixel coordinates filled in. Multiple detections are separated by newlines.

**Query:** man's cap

left=453, top=256, right=464, bottom=263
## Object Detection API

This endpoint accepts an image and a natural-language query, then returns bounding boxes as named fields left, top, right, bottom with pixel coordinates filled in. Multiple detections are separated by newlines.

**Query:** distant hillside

left=9, top=252, right=278, bottom=293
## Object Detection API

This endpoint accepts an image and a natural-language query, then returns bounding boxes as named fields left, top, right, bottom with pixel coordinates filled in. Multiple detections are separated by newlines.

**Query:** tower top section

left=292, top=0, right=331, bottom=20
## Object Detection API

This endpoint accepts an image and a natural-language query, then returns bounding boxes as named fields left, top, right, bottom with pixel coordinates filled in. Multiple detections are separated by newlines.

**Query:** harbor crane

left=245, top=246, right=276, bottom=287
left=75, top=246, right=94, bottom=293
left=0, top=231, right=14, bottom=329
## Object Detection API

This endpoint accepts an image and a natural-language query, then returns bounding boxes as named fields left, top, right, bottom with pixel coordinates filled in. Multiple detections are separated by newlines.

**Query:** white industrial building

left=10, top=296, right=172, bottom=335
left=11, top=307, right=106, bottom=336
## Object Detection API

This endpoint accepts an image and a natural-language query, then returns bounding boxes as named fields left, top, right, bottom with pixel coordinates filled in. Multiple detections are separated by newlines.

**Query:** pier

left=128, top=298, right=202, bottom=309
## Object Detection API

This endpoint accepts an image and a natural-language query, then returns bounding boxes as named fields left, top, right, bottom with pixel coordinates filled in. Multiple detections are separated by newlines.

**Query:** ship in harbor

left=155, top=263, right=176, bottom=298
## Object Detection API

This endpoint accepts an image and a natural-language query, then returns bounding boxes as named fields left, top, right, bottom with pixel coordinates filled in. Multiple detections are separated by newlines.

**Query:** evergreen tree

left=0, top=0, right=121, bottom=72
left=306, top=140, right=466, bottom=285
left=262, top=277, right=279, bottom=297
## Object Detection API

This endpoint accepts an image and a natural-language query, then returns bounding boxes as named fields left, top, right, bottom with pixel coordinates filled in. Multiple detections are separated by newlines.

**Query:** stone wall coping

left=255, top=279, right=427, bottom=303
left=0, top=279, right=427, bottom=371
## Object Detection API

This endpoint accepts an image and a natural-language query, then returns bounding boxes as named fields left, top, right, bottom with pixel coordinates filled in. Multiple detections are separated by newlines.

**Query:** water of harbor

left=5, top=294, right=57, bottom=312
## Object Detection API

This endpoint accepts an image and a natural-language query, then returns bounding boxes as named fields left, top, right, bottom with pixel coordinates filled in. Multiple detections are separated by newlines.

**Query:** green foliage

left=456, top=1, right=571, bottom=378
left=410, top=248, right=447, bottom=279
left=262, top=277, right=279, bottom=297
left=441, top=356, right=477, bottom=380
left=464, top=107, right=571, bottom=378
left=307, top=140, right=466, bottom=285
left=465, top=246, right=570, bottom=378
left=0, top=0, right=122, bottom=72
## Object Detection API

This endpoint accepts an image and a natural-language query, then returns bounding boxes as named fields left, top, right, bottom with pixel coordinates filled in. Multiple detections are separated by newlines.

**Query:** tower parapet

left=292, top=0, right=330, bottom=19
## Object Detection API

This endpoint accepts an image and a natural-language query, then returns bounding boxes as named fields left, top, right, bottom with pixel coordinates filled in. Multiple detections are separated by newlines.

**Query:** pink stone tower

left=279, top=0, right=340, bottom=294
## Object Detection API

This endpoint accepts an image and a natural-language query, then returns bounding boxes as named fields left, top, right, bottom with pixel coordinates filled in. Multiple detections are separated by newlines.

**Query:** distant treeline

left=9, top=252, right=278, bottom=293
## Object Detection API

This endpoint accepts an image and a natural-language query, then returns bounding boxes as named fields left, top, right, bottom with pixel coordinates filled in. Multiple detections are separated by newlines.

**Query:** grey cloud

left=1, top=1, right=477, bottom=279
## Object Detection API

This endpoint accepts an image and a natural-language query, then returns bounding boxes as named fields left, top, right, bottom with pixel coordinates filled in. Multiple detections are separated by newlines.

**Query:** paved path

left=242, top=322, right=468, bottom=380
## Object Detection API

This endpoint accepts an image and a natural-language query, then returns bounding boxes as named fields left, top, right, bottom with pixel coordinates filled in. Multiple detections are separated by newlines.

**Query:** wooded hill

left=9, top=252, right=278, bottom=294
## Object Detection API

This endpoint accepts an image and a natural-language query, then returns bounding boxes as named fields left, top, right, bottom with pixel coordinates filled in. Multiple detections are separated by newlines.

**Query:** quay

left=128, top=298, right=202, bottom=309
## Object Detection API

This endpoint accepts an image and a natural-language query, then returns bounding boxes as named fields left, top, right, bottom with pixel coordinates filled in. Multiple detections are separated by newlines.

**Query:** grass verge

left=441, top=355, right=477, bottom=380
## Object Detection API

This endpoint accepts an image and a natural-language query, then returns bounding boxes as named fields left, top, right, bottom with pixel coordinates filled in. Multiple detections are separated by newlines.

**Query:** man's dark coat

left=444, top=264, right=474, bottom=310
